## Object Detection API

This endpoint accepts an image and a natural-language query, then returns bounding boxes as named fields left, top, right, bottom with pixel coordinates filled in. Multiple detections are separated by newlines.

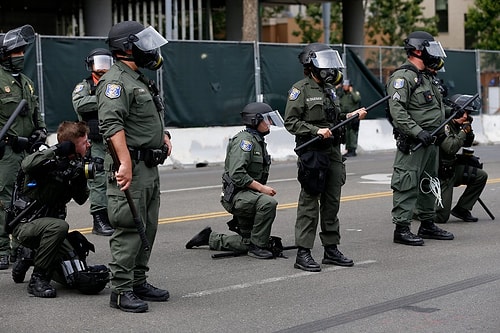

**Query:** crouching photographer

left=5, top=121, right=109, bottom=298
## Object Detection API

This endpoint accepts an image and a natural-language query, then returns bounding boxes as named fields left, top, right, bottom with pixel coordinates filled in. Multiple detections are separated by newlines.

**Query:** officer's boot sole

left=322, top=258, right=354, bottom=267
left=293, top=262, right=321, bottom=272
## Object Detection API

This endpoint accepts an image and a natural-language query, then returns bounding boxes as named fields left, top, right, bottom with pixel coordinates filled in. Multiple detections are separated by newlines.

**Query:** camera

left=66, top=156, right=103, bottom=180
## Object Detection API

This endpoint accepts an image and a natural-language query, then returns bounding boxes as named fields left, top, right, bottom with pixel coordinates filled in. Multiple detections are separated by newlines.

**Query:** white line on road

left=161, top=178, right=297, bottom=193
left=182, top=259, right=377, bottom=298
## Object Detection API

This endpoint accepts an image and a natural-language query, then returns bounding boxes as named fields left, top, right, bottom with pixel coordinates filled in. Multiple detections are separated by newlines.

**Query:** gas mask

left=129, top=26, right=167, bottom=71
left=1, top=55, right=24, bottom=73
left=132, top=45, right=164, bottom=71
left=309, top=49, right=345, bottom=85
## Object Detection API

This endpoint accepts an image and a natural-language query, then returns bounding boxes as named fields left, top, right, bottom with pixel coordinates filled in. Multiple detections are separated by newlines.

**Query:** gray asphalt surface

left=1, top=145, right=499, bottom=333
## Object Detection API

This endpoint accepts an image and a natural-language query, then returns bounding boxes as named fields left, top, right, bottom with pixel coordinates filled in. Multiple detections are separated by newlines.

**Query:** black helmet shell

left=404, top=31, right=435, bottom=51
left=241, top=102, right=273, bottom=126
left=106, top=21, right=145, bottom=52
left=298, top=43, right=331, bottom=66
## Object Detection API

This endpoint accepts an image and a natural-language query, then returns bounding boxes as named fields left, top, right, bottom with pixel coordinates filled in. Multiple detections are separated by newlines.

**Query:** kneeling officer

left=186, top=102, right=283, bottom=258
left=6, top=121, right=109, bottom=297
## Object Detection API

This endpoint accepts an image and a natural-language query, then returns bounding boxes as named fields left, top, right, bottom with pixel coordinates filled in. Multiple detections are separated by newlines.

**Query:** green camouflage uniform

left=0, top=67, right=45, bottom=259
left=387, top=61, right=445, bottom=226
left=72, top=78, right=107, bottom=214
left=284, top=77, right=347, bottom=249
left=96, top=61, right=164, bottom=293
left=435, top=120, right=487, bottom=223
left=337, top=86, right=361, bottom=152
left=217, top=128, right=276, bottom=251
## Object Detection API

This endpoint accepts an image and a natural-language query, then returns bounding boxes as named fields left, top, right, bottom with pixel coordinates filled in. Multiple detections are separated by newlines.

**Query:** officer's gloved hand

left=416, top=130, right=433, bottom=147
left=54, top=141, right=75, bottom=157
left=461, top=121, right=472, bottom=134
left=29, top=128, right=48, bottom=145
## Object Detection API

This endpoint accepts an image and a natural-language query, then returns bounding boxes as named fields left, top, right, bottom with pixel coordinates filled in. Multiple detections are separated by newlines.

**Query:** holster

left=129, top=145, right=168, bottom=168
left=221, top=173, right=241, bottom=203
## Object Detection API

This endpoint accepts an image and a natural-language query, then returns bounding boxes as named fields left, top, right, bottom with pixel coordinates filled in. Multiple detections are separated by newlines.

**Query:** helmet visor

left=132, top=26, right=168, bottom=51
left=92, top=55, right=114, bottom=71
left=261, top=110, right=284, bottom=127
left=311, top=49, right=345, bottom=69
left=425, top=41, right=447, bottom=58
left=3, top=25, right=35, bottom=52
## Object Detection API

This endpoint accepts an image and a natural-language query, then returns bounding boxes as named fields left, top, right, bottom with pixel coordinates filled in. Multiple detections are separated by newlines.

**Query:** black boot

left=322, top=245, right=354, bottom=267
left=393, top=225, right=424, bottom=246
left=92, top=209, right=115, bottom=236
left=185, top=226, right=212, bottom=249
left=27, top=271, right=56, bottom=298
left=12, top=246, right=35, bottom=283
left=343, top=149, right=357, bottom=157
left=133, top=281, right=170, bottom=302
left=110, top=290, right=149, bottom=313
left=0, top=254, right=9, bottom=270
left=294, top=247, right=321, bottom=272
left=418, top=221, right=454, bottom=240
left=451, top=206, right=478, bottom=222
left=248, top=243, right=273, bottom=259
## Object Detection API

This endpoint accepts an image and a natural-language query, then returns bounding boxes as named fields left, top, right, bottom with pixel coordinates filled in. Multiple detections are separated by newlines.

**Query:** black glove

left=416, top=130, right=433, bottom=147
left=29, top=128, right=48, bottom=145
left=461, top=121, right=472, bottom=134
left=54, top=141, right=75, bottom=157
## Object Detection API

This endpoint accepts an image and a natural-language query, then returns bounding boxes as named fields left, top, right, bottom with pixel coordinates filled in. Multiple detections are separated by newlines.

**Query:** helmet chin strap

left=116, top=54, right=135, bottom=62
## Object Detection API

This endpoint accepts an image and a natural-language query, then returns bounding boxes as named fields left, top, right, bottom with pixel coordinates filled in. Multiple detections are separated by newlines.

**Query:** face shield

left=131, top=26, right=168, bottom=51
left=92, top=55, right=114, bottom=71
left=261, top=110, right=284, bottom=127
left=2, top=25, right=35, bottom=54
left=424, top=41, right=447, bottom=58
left=311, top=49, right=345, bottom=69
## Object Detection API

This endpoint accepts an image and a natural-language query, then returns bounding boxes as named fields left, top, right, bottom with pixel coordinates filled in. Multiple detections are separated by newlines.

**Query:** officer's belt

left=128, top=146, right=167, bottom=168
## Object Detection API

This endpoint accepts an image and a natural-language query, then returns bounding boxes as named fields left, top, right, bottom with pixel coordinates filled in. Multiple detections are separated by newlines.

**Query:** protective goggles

left=92, top=55, right=114, bottom=71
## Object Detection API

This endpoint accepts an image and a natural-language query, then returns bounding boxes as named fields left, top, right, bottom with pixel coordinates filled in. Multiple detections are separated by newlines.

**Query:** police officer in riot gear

left=97, top=20, right=171, bottom=313
left=186, top=102, right=282, bottom=259
left=284, top=43, right=366, bottom=272
left=0, top=25, right=47, bottom=269
left=388, top=31, right=454, bottom=245
left=8, top=121, right=109, bottom=298
left=435, top=94, right=487, bottom=224
left=72, top=48, right=115, bottom=236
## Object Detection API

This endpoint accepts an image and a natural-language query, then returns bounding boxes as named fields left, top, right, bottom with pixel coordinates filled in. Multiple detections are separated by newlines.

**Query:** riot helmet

left=106, top=21, right=168, bottom=71
left=85, top=48, right=114, bottom=72
left=241, top=102, right=284, bottom=128
left=447, top=94, right=481, bottom=114
left=404, top=31, right=447, bottom=69
left=298, top=43, right=344, bottom=85
left=0, top=25, right=35, bottom=58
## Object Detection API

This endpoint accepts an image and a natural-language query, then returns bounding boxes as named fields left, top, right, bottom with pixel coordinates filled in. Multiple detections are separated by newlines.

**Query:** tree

left=365, top=0, right=438, bottom=47
left=464, top=0, right=500, bottom=50
left=242, top=0, right=258, bottom=41
left=292, top=3, right=343, bottom=44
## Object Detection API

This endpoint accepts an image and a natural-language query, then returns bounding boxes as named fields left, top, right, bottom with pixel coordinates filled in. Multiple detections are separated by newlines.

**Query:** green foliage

left=464, top=0, right=500, bottom=50
left=366, top=0, right=438, bottom=47
left=293, top=3, right=343, bottom=44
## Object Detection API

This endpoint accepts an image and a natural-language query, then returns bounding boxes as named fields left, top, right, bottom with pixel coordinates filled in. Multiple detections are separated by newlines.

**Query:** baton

left=477, top=198, right=495, bottom=220
left=294, top=95, right=390, bottom=153
left=0, top=99, right=28, bottom=142
left=211, top=245, right=298, bottom=259
left=106, top=138, right=150, bottom=251
left=411, top=93, right=479, bottom=152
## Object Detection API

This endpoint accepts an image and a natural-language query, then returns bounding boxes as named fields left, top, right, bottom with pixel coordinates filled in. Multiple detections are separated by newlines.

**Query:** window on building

left=435, top=0, right=448, bottom=33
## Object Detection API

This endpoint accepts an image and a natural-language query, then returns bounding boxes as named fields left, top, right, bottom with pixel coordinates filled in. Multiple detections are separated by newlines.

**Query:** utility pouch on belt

left=129, top=145, right=168, bottom=168
left=297, top=150, right=330, bottom=195
left=222, top=172, right=240, bottom=203
left=438, top=161, right=455, bottom=180
left=393, top=129, right=411, bottom=154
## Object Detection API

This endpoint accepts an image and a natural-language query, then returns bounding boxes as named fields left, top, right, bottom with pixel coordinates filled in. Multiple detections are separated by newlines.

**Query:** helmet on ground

left=75, top=265, right=110, bottom=295
left=298, top=43, right=344, bottom=85
left=85, top=48, right=114, bottom=72
left=404, top=31, right=447, bottom=69
left=106, top=21, right=168, bottom=71
left=0, top=25, right=35, bottom=58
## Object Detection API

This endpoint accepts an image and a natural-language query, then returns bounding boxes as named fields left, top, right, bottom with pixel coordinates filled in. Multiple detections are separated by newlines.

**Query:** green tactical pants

left=0, top=146, right=25, bottom=257
left=345, top=126, right=359, bottom=151
left=435, top=164, right=488, bottom=223
left=219, top=189, right=277, bottom=249
left=391, top=144, right=438, bottom=226
left=12, top=217, right=71, bottom=275
left=209, top=231, right=250, bottom=252
left=107, top=161, right=160, bottom=292
left=87, top=141, right=107, bottom=214
left=295, top=145, right=345, bottom=249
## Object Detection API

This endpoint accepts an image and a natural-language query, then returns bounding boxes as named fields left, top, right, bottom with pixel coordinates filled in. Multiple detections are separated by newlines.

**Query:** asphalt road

left=1, top=145, right=500, bottom=333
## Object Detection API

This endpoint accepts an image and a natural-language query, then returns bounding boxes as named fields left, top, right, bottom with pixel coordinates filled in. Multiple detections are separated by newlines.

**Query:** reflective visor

left=132, top=26, right=168, bottom=51
left=261, top=110, right=284, bottom=127
left=93, top=55, right=114, bottom=71
left=3, top=25, right=35, bottom=51
left=311, top=49, right=345, bottom=69
left=425, top=41, right=447, bottom=58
